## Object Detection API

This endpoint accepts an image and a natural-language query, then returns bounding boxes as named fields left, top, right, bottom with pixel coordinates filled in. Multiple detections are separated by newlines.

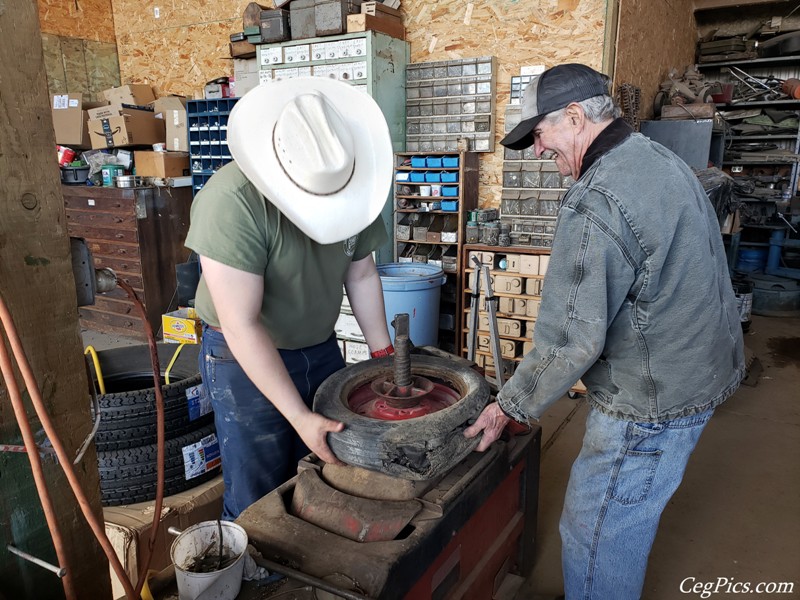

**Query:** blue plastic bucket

left=377, top=263, right=446, bottom=347
left=736, top=248, right=767, bottom=273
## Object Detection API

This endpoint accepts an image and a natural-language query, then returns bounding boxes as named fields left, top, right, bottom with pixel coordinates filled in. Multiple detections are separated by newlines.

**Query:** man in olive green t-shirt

left=186, top=78, right=395, bottom=520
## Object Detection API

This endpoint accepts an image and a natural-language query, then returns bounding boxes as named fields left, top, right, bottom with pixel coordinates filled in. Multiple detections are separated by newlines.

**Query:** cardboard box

left=519, top=254, right=540, bottom=275
left=162, top=307, right=202, bottom=344
left=51, top=93, right=107, bottom=148
left=102, top=84, right=156, bottom=107
left=720, top=208, right=742, bottom=235
left=104, top=475, right=224, bottom=599
left=346, top=13, right=404, bottom=39
left=135, top=151, right=190, bottom=179
left=87, top=103, right=126, bottom=121
left=153, top=96, right=188, bottom=152
left=344, top=340, right=369, bottom=363
left=232, top=58, right=260, bottom=98
left=334, top=312, right=365, bottom=341
left=88, top=109, right=165, bottom=150
left=661, top=103, right=716, bottom=120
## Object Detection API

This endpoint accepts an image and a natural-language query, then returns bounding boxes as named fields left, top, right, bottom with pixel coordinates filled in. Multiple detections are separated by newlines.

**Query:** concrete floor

left=517, top=315, right=800, bottom=600
left=84, top=316, right=800, bottom=599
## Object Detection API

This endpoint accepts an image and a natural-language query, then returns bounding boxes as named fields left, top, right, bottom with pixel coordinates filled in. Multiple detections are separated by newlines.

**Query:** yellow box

left=162, top=307, right=201, bottom=344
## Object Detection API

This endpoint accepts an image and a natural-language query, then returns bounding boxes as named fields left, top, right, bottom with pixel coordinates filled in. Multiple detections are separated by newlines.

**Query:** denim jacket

left=498, top=130, right=745, bottom=423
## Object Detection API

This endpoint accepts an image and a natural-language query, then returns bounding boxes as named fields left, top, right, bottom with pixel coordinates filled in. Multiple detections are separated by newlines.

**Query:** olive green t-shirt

left=185, top=162, right=387, bottom=349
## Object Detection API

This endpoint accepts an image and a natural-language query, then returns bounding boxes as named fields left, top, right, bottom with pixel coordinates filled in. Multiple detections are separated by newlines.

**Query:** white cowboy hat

left=227, top=77, right=393, bottom=245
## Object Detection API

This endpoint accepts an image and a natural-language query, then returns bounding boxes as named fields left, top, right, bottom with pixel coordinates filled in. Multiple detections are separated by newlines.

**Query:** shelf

left=501, top=187, right=569, bottom=193
left=396, top=208, right=460, bottom=213
left=397, top=240, right=458, bottom=246
left=464, top=269, right=545, bottom=279
left=462, top=308, right=539, bottom=322
left=463, top=288, right=542, bottom=300
left=723, top=160, right=800, bottom=165
left=697, top=55, right=800, bottom=69
left=393, top=152, right=480, bottom=350
left=396, top=166, right=460, bottom=171
left=716, top=100, right=800, bottom=108
left=467, top=350, right=525, bottom=363
left=729, top=135, right=799, bottom=141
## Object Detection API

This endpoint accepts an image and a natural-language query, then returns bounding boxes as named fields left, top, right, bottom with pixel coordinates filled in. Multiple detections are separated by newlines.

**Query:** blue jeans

left=560, top=406, right=714, bottom=600
left=199, top=326, right=345, bottom=520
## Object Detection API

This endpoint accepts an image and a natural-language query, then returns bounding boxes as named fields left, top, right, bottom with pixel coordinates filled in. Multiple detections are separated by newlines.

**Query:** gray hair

left=544, top=94, right=621, bottom=124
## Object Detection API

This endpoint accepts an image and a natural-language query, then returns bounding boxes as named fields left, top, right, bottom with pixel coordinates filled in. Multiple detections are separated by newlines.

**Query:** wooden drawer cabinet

left=62, top=185, right=192, bottom=339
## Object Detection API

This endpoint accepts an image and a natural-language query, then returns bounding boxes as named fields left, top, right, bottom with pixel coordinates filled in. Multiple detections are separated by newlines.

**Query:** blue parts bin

left=441, top=186, right=459, bottom=197
left=442, top=155, right=459, bottom=168
left=736, top=248, right=768, bottom=273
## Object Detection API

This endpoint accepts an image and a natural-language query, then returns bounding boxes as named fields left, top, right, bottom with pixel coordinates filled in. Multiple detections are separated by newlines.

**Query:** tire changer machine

left=235, top=315, right=542, bottom=600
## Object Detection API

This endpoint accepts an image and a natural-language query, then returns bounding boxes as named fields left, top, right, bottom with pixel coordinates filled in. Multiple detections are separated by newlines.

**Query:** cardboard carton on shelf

left=161, top=306, right=202, bottom=344
left=51, top=93, right=108, bottom=148
left=86, top=103, right=129, bottom=121
left=232, top=58, right=260, bottom=98
left=102, top=84, right=156, bottom=107
left=152, top=96, right=188, bottom=152
left=87, top=110, right=165, bottom=150
left=134, top=150, right=190, bottom=179
left=104, top=475, right=224, bottom=599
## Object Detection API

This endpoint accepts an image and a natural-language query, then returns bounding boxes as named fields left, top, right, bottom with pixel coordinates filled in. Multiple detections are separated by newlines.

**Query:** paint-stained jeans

left=560, top=406, right=714, bottom=600
left=199, top=326, right=345, bottom=520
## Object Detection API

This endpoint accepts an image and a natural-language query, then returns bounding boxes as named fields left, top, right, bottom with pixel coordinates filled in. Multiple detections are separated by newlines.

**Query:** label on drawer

left=345, top=340, right=369, bottom=363
left=284, top=44, right=310, bottom=63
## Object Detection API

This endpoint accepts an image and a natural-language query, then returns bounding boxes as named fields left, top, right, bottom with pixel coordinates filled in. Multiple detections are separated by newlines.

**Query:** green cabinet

left=257, top=31, right=409, bottom=264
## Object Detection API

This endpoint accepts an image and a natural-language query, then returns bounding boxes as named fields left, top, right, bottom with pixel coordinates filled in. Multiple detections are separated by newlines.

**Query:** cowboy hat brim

left=227, top=77, right=393, bottom=245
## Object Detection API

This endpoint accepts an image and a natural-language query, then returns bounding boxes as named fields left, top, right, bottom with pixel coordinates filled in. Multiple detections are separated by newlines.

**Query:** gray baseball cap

left=501, top=63, right=610, bottom=150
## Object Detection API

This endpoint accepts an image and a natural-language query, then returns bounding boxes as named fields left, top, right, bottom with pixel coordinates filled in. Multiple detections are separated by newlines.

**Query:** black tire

left=313, top=356, right=490, bottom=480
left=98, top=424, right=220, bottom=506
left=89, top=343, right=210, bottom=451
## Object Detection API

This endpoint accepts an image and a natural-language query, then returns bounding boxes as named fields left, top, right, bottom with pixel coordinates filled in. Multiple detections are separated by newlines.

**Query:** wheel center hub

left=348, top=375, right=460, bottom=420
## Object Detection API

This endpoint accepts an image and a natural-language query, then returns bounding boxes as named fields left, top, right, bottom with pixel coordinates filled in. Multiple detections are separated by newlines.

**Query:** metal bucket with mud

left=170, top=521, right=248, bottom=600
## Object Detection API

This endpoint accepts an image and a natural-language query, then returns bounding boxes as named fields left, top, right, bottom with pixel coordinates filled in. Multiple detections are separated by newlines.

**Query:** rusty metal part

left=290, top=469, right=421, bottom=542
left=320, top=463, right=438, bottom=501
left=349, top=376, right=459, bottom=420
left=347, top=313, right=460, bottom=420
left=250, top=555, right=375, bottom=600
left=391, top=313, right=412, bottom=393
left=7, top=545, right=66, bottom=578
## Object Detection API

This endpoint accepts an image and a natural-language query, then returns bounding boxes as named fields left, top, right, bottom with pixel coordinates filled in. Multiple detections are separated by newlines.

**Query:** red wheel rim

left=347, top=375, right=461, bottom=420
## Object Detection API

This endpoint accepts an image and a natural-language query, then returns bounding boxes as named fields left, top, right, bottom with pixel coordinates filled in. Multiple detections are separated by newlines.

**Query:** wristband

left=370, top=344, right=395, bottom=359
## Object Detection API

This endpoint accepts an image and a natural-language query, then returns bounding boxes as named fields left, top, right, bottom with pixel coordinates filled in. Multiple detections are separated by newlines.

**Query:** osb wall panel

left=112, top=0, right=607, bottom=208
left=401, top=0, right=607, bottom=208
left=114, top=0, right=253, bottom=96
left=117, top=22, right=242, bottom=98
left=38, top=0, right=116, bottom=43
left=614, top=0, right=697, bottom=122
left=41, top=33, right=120, bottom=99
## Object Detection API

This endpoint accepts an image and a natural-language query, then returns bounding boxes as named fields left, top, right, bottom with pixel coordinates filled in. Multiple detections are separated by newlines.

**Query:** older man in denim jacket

left=465, top=64, right=744, bottom=599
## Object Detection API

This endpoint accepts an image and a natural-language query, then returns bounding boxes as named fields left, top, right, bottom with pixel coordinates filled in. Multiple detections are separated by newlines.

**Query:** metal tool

left=7, top=545, right=66, bottom=578
left=467, top=255, right=505, bottom=387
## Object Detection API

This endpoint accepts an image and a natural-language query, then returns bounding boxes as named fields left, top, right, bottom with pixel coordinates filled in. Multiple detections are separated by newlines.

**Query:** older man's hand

left=464, top=401, right=511, bottom=452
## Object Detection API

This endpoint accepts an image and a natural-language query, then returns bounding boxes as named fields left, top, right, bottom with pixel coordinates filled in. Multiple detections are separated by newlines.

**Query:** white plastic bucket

left=170, top=521, right=248, bottom=600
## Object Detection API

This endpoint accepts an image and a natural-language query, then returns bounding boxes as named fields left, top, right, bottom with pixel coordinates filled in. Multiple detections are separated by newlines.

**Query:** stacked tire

left=91, top=343, right=219, bottom=506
